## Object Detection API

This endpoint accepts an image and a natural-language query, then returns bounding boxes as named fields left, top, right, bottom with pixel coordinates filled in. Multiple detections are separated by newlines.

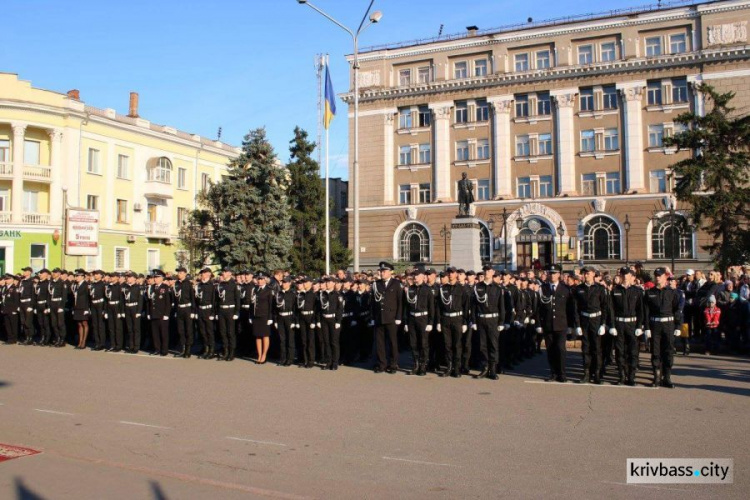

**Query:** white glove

left=118, top=313, right=125, bottom=318
left=136, top=313, right=141, bottom=318
left=351, top=321, right=357, bottom=326
left=162, top=316, right=169, bottom=320
left=536, top=327, right=542, bottom=334
left=503, top=324, right=510, bottom=330
left=209, top=316, right=215, bottom=321
left=425, top=324, right=433, bottom=332
left=513, top=321, right=521, bottom=327
left=530, top=319, right=535, bottom=325
left=232, top=315, right=238, bottom=320
left=395, top=320, right=401, bottom=325
left=498, top=325, right=504, bottom=332
left=471, top=323, right=477, bottom=331
left=316, top=322, right=321, bottom=328
left=147, top=314, right=151, bottom=320
left=437, top=324, right=442, bottom=332
left=635, top=328, right=643, bottom=337
left=597, top=325, right=605, bottom=336
left=368, top=320, right=375, bottom=327
left=249, top=319, right=253, bottom=324
left=404, top=325, right=409, bottom=332
left=44, top=308, right=50, bottom=314
left=309, top=323, right=315, bottom=329
left=191, top=313, right=197, bottom=319
left=576, top=327, right=583, bottom=336
left=84, top=311, right=90, bottom=316
left=274, top=322, right=278, bottom=329
left=335, top=323, right=340, bottom=329
left=294, top=324, right=300, bottom=329
left=462, top=325, right=467, bottom=333
left=26, top=307, right=33, bottom=312
left=674, top=329, right=681, bottom=337
left=104, top=313, right=108, bottom=319
left=645, top=330, right=652, bottom=339
left=57, top=308, right=63, bottom=313
left=524, top=317, right=530, bottom=325
left=267, top=320, right=273, bottom=326
left=609, top=328, right=617, bottom=336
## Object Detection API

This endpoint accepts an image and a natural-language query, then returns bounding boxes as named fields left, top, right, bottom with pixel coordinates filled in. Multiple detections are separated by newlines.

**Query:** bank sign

left=66, top=209, right=99, bottom=256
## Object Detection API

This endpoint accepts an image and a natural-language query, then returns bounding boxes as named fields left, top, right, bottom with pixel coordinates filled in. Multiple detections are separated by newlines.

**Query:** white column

left=428, top=101, right=453, bottom=201
left=48, top=129, right=63, bottom=225
left=550, top=89, right=578, bottom=196
left=11, top=122, right=26, bottom=223
left=617, top=81, right=647, bottom=193
left=383, top=111, right=395, bottom=205
left=487, top=95, right=513, bottom=198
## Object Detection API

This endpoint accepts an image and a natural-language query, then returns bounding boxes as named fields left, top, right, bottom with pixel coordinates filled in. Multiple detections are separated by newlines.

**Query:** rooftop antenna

left=438, top=24, right=444, bottom=37
left=217, top=126, right=222, bottom=141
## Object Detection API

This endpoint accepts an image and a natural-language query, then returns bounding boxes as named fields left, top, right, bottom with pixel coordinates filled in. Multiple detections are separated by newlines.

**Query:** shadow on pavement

left=0, top=380, right=10, bottom=389
left=149, top=481, right=169, bottom=500
left=15, top=478, right=46, bottom=500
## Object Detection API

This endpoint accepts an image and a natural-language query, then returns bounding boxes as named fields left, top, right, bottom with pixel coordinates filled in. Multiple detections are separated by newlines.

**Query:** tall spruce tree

left=286, top=126, right=350, bottom=274
left=199, top=128, right=293, bottom=270
left=665, top=84, right=750, bottom=272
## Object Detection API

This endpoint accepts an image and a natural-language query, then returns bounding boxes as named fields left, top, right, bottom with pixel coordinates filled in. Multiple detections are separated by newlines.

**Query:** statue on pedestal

left=457, top=172, right=474, bottom=217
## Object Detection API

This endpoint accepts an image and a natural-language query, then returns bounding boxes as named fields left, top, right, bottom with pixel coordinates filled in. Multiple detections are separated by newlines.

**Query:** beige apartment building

left=343, top=0, right=750, bottom=271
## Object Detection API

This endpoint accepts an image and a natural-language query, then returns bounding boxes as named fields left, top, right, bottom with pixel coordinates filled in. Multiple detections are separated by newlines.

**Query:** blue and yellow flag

left=324, top=63, right=336, bottom=129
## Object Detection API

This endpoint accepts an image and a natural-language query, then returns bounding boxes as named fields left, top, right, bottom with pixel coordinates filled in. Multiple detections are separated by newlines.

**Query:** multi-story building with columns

left=0, top=73, right=238, bottom=274
left=344, top=0, right=750, bottom=272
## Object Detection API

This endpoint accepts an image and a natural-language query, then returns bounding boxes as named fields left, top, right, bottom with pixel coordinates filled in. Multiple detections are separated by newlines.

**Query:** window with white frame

left=582, top=173, right=597, bottom=195
left=177, top=167, right=187, bottom=189
left=22, top=189, right=38, bottom=213
left=417, top=66, right=431, bottom=83
left=650, top=169, right=667, bottom=193
left=601, top=42, right=616, bottom=62
left=538, top=133, right=552, bottom=155
left=652, top=214, right=693, bottom=259
left=456, top=141, right=469, bottom=161
left=177, top=207, right=189, bottom=227
left=0, top=139, right=9, bottom=163
left=418, top=183, right=431, bottom=203
left=399, top=69, right=411, bottom=86
left=200, top=173, right=210, bottom=192
left=117, top=154, right=129, bottom=179
left=537, top=93, right=552, bottom=115
left=85, top=246, right=102, bottom=272
left=480, top=224, right=491, bottom=263
left=645, top=36, right=662, bottom=57
left=147, top=249, right=160, bottom=272
left=647, top=81, right=662, bottom=105
left=536, top=50, right=551, bottom=69
left=581, top=130, right=595, bottom=152
left=583, top=216, right=621, bottom=260
left=454, top=61, right=468, bottom=79
left=514, top=53, right=529, bottom=72
left=672, top=78, right=689, bottom=103
left=539, top=175, right=553, bottom=197
left=399, top=184, right=411, bottom=205
left=603, top=128, right=619, bottom=151
left=86, top=195, right=98, bottom=211
left=87, top=148, right=100, bottom=174
left=578, top=44, right=594, bottom=65
left=474, top=59, right=488, bottom=77
left=455, top=101, right=468, bottom=123
left=0, top=188, right=9, bottom=212
left=670, top=33, right=687, bottom=54
left=116, top=199, right=128, bottom=223
left=517, top=177, right=531, bottom=198
left=515, top=94, right=529, bottom=117
left=673, top=122, right=688, bottom=137
left=516, top=135, right=530, bottom=157
left=477, top=139, right=490, bottom=160
left=398, top=223, right=430, bottom=263
left=30, top=244, right=46, bottom=273
left=114, top=247, right=129, bottom=271
left=24, top=140, right=40, bottom=165
left=418, top=106, right=431, bottom=127
left=649, top=124, right=664, bottom=148
left=399, top=108, right=413, bottom=129
left=580, top=88, right=594, bottom=111
left=605, top=172, right=621, bottom=194
left=477, top=179, right=490, bottom=201
left=476, top=100, right=489, bottom=122
left=603, top=86, right=618, bottom=109
left=418, top=143, right=431, bottom=164
left=399, top=145, right=412, bottom=166
left=149, top=157, right=172, bottom=183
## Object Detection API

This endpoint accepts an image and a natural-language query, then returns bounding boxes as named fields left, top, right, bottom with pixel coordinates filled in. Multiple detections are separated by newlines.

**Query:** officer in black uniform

left=437, top=267, right=468, bottom=378
left=403, top=270, right=436, bottom=376
left=173, top=267, right=195, bottom=358
left=340, top=279, right=360, bottom=365
left=369, top=262, right=403, bottom=374
left=2, top=274, right=20, bottom=344
left=536, top=264, right=577, bottom=382
left=35, top=269, right=52, bottom=346
left=48, top=268, right=68, bottom=347
left=149, top=269, right=172, bottom=356
left=89, top=270, right=106, bottom=350
left=644, top=267, right=682, bottom=388
left=472, top=266, right=505, bottom=380
left=572, top=266, right=609, bottom=384
left=123, top=272, right=144, bottom=353
left=105, top=273, right=124, bottom=351
left=216, top=268, right=240, bottom=361
left=296, top=277, right=316, bottom=368
left=274, top=276, right=297, bottom=366
left=18, top=267, right=35, bottom=345
left=356, top=279, right=373, bottom=363
left=71, top=269, right=91, bottom=349
left=318, top=277, right=343, bottom=370
left=195, top=268, right=217, bottom=359
left=609, top=267, right=645, bottom=385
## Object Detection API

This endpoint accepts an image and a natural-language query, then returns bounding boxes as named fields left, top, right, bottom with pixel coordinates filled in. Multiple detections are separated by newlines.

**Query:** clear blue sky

left=2, top=0, right=655, bottom=179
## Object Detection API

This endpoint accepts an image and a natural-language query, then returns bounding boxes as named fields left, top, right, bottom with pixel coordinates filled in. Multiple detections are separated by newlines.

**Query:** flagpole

left=325, top=54, right=331, bottom=276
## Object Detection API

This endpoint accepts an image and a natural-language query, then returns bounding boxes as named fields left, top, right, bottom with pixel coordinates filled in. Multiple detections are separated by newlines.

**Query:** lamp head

left=370, top=10, right=383, bottom=23
left=297, top=0, right=307, bottom=4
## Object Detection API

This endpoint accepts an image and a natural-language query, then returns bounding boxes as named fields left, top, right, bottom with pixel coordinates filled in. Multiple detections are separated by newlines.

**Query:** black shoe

left=440, top=363, right=453, bottom=378
left=488, top=371, right=499, bottom=381
left=460, top=367, right=470, bottom=375
left=475, top=368, right=489, bottom=379
left=374, top=366, right=383, bottom=373
left=416, top=363, right=427, bottom=376
left=160, top=352, right=167, bottom=357
left=556, top=376, right=567, bottom=383
left=452, top=369, right=461, bottom=379
left=579, top=370, right=590, bottom=384
left=332, top=364, right=339, bottom=371
left=652, top=368, right=661, bottom=388
left=662, top=371, right=675, bottom=388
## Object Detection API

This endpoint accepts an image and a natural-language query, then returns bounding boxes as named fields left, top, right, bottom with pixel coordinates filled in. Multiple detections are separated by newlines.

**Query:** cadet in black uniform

left=35, top=269, right=52, bottom=346
left=572, top=266, right=609, bottom=384
left=123, top=272, right=144, bottom=353
left=274, top=276, right=296, bottom=366
left=173, top=267, right=195, bottom=358
left=318, top=277, right=343, bottom=370
left=2, top=274, right=20, bottom=344
left=369, top=262, right=403, bottom=374
left=609, top=267, right=645, bottom=385
left=216, top=268, right=240, bottom=361
left=340, top=279, right=359, bottom=366
left=105, top=273, right=124, bottom=351
left=252, top=273, right=274, bottom=364
left=195, top=268, right=217, bottom=359
left=437, top=267, right=468, bottom=378
left=71, top=269, right=90, bottom=349
left=48, top=268, right=68, bottom=347
left=89, top=270, right=106, bottom=350
left=403, top=270, right=436, bottom=376
left=18, top=267, right=35, bottom=345
left=149, top=270, right=172, bottom=356
left=536, top=265, right=577, bottom=382
left=644, top=267, right=682, bottom=388
left=356, top=279, right=373, bottom=363
left=296, top=277, right=316, bottom=368
left=472, top=266, right=505, bottom=380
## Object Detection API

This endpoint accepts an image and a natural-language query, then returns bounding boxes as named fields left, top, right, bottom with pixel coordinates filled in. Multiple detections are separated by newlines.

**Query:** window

left=476, top=139, right=490, bottom=160
left=474, top=59, right=488, bottom=77
left=177, top=167, right=187, bottom=189
left=455, top=102, right=468, bottom=123
left=117, top=154, right=129, bottom=179
left=456, top=141, right=469, bottom=161
left=514, top=53, right=529, bottom=72
left=147, top=249, right=160, bottom=273
left=476, top=100, right=489, bottom=122
left=603, top=86, right=618, bottom=109
left=581, top=130, right=595, bottom=152
left=537, top=93, right=551, bottom=115
left=515, top=95, right=529, bottom=117
left=477, top=179, right=490, bottom=201
left=517, top=177, right=531, bottom=199
left=539, top=175, right=553, bottom=197
left=149, top=157, right=172, bottom=183
left=480, top=224, right=491, bottom=263
left=578, top=45, right=594, bottom=65
left=605, top=172, right=621, bottom=194
left=399, top=146, right=412, bottom=166
left=417, top=66, right=431, bottom=83
left=418, top=183, right=431, bottom=203
left=114, top=248, right=129, bottom=271
left=0, top=188, right=8, bottom=212
left=176, top=207, right=189, bottom=228
left=583, top=216, right=621, bottom=260
left=672, top=78, right=688, bottom=103
left=399, top=185, right=411, bottom=205
left=652, top=214, right=693, bottom=259
left=399, top=108, right=413, bottom=129
left=0, top=139, right=9, bottom=163
left=398, top=223, right=430, bottom=263
left=22, top=189, right=38, bottom=213
left=86, top=195, right=98, bottom=211
left=418, top=144, right=431, bottom=164
left=84, top=246, right=102, bottom=271
left=418, top=106, right=431, bottom=127
left=670, top=33, right=686, bottom=54
left=536, top=50, right=551, bottom=69
left=399, top=69, right=411, bottom=86
left=647, top=81, right=662, bottom=105
left=673, top=122, right=688, bottom=137
left=516, top=135, right=530, bottom=157
left=601, top=42, right=616, bottom=62
left=146, top=203, right=157, bottom=222
left=200, top=173, right=210, bottom=192
left=30, top=244, right=46, bottom=273
left=454, top=61, right=468, bottom=79
left=87, top=148, right=100, bottom=174
left=650, top=170, right=667, bottom=193
left=645, top=36, right=662, bottom=57
left=582, top=173, right=597, bottom=195
left=649, top=125, right=664, bottom=148
left=603, top=128, right=619, bottom=151
left=116, top=199, right=128, bottom=223
left=24, top=140, right=40, bottom=165
left=580, top=88, right=594, bottom=111
left=538, top=133, right=552, bottom=155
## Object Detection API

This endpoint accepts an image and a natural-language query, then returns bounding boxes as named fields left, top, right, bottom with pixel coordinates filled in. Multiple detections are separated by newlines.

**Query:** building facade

left=344, top=0, right=750, bottom=271
left=0, top=74, right=238, bottom=274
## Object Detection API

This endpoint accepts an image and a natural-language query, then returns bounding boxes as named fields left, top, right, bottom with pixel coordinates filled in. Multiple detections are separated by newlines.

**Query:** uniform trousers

left=477, top=316, right=499, bottom=370
left=374, top=322, right=399, bottom=370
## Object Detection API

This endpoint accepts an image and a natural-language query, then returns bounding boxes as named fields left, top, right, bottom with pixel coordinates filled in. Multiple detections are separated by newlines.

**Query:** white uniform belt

left=442, top=312, right=462, bottom=317
left=278, top=311, right=293, bottom=317
left=478, top=313, right=499, bottom=318
left=20, top=299, right=31, bottom=302
left=322, top=314, right=336, bottom=319
left=615, top=316, right=637, bottom=322
left=220, top=305, right=235, bottom=309
left=91, top=299, right=104, bottom=303
left=126, top=302, right=139, bottom=307
left=178, top=303, right=191, bottom=308
left=51, top=298, right=62, bottom=302
left=342, top=313, right=353, bottom=317
left=581, top=311, right=602, bottom=318
left=199, top=305, right=213, bottom=309
left=301, top=311, right=314, bottom=315
left=650, top=316, right=674, bottom=322
left=241, top=305, right=251, bottom=309
left=409, top=311, right=428, bottom=317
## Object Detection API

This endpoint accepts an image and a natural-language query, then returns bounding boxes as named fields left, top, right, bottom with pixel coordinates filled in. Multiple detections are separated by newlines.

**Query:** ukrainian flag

left=324, top=63, right=336, bottom=129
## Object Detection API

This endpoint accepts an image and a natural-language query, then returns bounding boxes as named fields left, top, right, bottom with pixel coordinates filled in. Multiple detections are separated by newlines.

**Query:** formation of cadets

left=0, top=261, right=683, bottom=388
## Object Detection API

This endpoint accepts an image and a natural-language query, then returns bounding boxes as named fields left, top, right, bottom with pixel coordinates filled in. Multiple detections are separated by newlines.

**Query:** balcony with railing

left=23, top=165, right=52, bottom=182
left=0, top=211, right=11, bottom=223
left=145, top=221, right=171, bottom=238
left=0, top=162, right=12, bottom=179
left=22, top=213, right=51, bottom=225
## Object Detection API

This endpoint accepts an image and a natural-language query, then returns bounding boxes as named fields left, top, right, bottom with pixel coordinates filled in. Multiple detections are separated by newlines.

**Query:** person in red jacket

left=704, top=295, right=721, bottom=355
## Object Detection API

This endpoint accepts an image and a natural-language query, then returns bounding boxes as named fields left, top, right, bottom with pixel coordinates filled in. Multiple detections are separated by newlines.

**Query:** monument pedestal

left=450, top=217, right=482, bottom=271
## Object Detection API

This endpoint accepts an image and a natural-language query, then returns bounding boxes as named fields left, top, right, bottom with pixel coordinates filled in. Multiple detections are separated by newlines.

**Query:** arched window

left=652, top=214, right=693, bottom=259
left=398, top=223, right=430, bottom=263
left=148, top=157, right=173, bottom=183
left=480, top=223, right=492, bottom=263
left=583, top=216, right=621, bottom=260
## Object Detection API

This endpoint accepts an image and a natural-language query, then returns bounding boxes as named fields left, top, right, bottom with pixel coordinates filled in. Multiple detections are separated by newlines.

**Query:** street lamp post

left=439, top=224, right=451, bottom=267
left=61, top=186, right=68, bottom=270
left=624, top=214, right=631, bottom=266
left=557, top=221, right=565, bottom=270
left=298, top=0, right=382, bottom=272
left=669, top=206, right=676, bottom=275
